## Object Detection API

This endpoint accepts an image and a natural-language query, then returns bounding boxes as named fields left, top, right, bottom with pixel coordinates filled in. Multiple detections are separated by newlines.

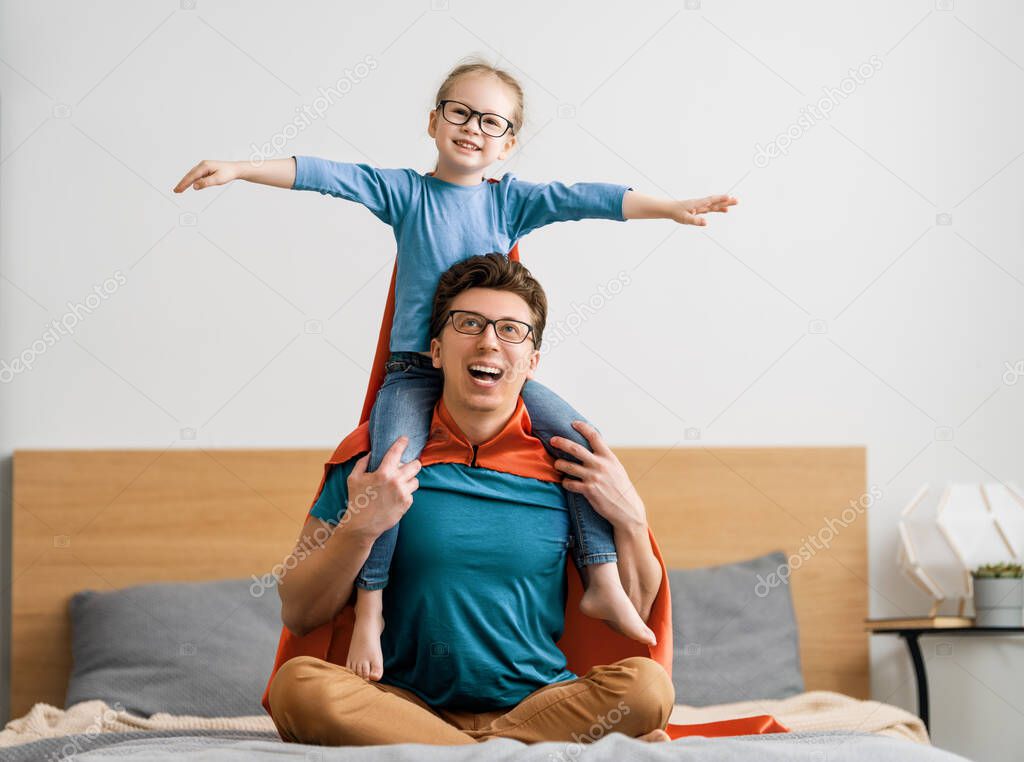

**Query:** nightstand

left=865, top=619, right=1024, bottom=734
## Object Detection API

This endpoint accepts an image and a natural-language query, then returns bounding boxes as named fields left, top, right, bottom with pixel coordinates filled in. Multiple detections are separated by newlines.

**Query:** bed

left=4, top=445, right=971, bottom=760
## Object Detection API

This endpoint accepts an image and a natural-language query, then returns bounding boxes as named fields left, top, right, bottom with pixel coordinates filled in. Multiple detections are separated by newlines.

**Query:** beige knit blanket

left=0, top=701, right=275, bottom=748
left=2, top=690, right=928, bottom=748
left=670, top=690, right=929, bottom=744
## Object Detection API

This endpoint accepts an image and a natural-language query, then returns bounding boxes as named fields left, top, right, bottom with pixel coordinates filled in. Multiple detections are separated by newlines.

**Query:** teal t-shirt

left=310, top=458, right=578, bottom=711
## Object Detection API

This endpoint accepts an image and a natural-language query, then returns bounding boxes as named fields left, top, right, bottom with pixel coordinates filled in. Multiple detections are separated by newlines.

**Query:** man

left=268, top=254, right=673, bottom=745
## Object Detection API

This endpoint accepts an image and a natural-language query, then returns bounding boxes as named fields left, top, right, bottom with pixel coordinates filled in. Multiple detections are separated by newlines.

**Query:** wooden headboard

left=9, top=446, right=867, bottom=718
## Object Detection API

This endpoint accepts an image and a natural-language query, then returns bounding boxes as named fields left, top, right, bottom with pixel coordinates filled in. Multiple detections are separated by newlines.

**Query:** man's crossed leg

left=269, top=655, right=674, bottom=746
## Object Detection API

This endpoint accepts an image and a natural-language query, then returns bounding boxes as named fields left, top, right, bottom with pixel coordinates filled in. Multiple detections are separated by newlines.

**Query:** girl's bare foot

left=578, top=563, right=657, bottom=646
left=347, top=588, right=385, bottom=681
left=636, top=729, right=671, bottom=742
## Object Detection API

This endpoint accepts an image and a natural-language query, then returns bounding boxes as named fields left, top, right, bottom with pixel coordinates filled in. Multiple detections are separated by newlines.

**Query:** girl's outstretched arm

left=175, top=156, right=411, bottom=226
left=504, top=178, right=738, bottom=239
left=622, top=190, right=738, bottom=226
left=173, top=158, right=296, bottom=193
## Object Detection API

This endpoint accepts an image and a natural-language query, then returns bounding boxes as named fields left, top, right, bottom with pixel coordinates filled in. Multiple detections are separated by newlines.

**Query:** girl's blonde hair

left=434, top=59, right=525, bottom=134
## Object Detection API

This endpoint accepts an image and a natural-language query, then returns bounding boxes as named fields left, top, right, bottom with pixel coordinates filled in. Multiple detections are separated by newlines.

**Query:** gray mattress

left=1, top=729, right=975, bottom=761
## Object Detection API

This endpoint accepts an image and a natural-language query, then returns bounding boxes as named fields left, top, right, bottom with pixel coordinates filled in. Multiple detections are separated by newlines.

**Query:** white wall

left=2, top=1, right=1022, bottom=758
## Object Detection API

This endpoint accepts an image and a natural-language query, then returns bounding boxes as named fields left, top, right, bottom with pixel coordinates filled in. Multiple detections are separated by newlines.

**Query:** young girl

left=174, top=60, right=737, bottom=683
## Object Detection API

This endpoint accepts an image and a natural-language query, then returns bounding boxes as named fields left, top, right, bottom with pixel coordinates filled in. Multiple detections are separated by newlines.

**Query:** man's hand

left=550, top=422, right=646, bottom=532
left=553, top=423, right=664, bottom=623
left=173, top=160, right=244, bottom=192
left=340, top=437, right=421, bottom=545
left=669, top=194, right=738, bottom=226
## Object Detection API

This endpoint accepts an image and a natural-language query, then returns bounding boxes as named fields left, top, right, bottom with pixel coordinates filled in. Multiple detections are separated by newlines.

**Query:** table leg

left=901, top=632, right=929, bottom=734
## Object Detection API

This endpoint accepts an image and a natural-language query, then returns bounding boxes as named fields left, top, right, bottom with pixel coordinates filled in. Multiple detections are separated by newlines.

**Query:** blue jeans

left=357, top=352, right=617, bottom=590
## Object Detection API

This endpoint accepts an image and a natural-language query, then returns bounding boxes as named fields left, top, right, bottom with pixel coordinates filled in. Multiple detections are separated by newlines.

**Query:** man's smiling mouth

left=467, top=363, right=503, bottom=385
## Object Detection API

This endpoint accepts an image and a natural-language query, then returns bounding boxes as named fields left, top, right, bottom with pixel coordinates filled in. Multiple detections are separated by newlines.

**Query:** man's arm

left=611, top=517, right=663, bottom=623
left=550, top=422, right=663, bottom=622
left=278, top=512, right=375, bottom=636
left=277, top=439, right=421, bottom=636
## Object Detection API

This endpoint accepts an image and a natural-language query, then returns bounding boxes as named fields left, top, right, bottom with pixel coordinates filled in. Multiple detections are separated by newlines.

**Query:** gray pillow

left=668, top=551, right=804, bottom=706
left=66, top=577, right=281, bottom=717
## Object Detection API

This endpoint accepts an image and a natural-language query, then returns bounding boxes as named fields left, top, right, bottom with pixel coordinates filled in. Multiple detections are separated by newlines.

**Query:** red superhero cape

left=262, top=208, right=788, bottom=741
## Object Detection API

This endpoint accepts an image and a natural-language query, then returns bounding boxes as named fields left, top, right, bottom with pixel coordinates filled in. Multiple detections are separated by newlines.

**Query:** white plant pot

left=973, top=577, right=1024, bottom=627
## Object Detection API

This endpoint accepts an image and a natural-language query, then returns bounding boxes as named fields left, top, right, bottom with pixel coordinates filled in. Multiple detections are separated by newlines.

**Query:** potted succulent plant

left=972, top=562, right=1024, bottom=626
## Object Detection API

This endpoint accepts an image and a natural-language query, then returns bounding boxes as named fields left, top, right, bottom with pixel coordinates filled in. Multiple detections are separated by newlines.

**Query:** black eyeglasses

left=437, top=100, right=515, bottom=138
left=446, top=310, right=534, bottom=344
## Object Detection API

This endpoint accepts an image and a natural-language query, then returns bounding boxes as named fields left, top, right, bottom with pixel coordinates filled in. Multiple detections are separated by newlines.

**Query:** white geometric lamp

left=898, top=483, right=1024, bottom=617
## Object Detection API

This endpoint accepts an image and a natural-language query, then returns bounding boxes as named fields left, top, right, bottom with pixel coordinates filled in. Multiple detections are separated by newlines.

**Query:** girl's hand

left=173, top=160, right=244, bottom=193
left=670, top=194, right=738, bottom=226
left=551, top=422, right=646, bottom=532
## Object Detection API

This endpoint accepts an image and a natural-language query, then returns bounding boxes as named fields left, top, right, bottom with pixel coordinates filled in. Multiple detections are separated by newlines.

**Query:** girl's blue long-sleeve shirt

left=292, top=156, right=630, bottom=352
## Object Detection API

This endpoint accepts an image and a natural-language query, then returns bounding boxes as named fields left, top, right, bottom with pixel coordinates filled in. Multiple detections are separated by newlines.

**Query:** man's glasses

left=437, top=100, right=515, bottom=138
left=446, top=310, right=534, bottom=344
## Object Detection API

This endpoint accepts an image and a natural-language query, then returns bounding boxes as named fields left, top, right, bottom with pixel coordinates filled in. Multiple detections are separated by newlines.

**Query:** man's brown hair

left=429, top=253, right=548, bottom=348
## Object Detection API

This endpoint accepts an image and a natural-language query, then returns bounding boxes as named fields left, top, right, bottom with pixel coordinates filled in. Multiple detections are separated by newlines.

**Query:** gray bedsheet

left=1, top=729, right=975, bottom=761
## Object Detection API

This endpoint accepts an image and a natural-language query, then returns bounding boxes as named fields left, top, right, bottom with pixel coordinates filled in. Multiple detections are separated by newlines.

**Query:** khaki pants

left=268, top=655, right=674, bottom=746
